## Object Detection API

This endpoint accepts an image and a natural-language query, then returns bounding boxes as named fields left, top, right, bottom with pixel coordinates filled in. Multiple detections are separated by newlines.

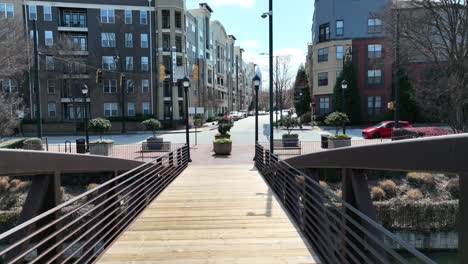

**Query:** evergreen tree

left=332, top=60, right=361, bottom=124
left=293, top=65, right=311, bottom=117
left=394, top=69, right=419, bottom=122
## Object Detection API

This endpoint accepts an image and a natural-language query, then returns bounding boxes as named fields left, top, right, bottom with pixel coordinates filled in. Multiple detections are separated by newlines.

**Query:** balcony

left=59, top=12, right=88, bottom=32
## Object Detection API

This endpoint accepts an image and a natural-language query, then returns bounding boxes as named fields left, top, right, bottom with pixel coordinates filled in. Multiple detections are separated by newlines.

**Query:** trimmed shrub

left=9, top=180, right=30, bottom=193
left=0, top=138, right=26, bottom=149
left=406, top=189, right=424, bottom=201
left=142, top=119, right=161, bottom=138
left=217, top=117, right=233, bottom=138
left=0, top=177, right=10, bottom=191
left=300, top=112, right=312, bottom=124
left=87, top=183, right=99, bottom=191
left=325, top=112, right=350, bottom=135
left=281, top=115, right=300, bottom=135
left=407, top=172, right=435, bottom=187
left=446, top=179, right=459, bottom=199
left=379, top=180, right=397, bottom=197
left=371, top=187, right=386, bottom=201
left=89, top=118, right=111, bottom=139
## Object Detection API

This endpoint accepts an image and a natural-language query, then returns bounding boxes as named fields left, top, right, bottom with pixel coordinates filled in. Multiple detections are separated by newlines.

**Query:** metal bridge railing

left=0, top=144, right=189, bottom=263
left=255, top=143, right=438, bottom=264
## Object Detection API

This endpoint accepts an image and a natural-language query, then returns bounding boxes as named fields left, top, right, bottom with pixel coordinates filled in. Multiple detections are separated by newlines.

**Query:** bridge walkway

left=97, top=165, right=320, bottom=263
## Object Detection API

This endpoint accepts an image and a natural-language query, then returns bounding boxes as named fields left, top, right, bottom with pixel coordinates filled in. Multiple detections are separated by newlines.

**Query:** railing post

left=460, top=173, right=468, bottom=264
left=169, top=151, right=174, bottom=167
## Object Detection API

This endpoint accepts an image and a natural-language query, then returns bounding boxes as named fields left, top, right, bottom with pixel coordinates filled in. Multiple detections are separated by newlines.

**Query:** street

left=43, top=115, right=365, bottom=145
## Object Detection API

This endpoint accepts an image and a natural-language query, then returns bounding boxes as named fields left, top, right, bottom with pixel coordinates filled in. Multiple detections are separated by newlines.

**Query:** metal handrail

left=0, top=145, right=189, bottom=263
left=255, top=143, right=437, bottom=264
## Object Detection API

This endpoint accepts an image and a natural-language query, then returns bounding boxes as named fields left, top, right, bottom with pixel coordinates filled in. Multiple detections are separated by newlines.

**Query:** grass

left=379, top=180, right=397, bottom=197
left=406, top=189, right=424, bottom=201
left=371, top=187, right=386, bottom=201
left=407, top=172, right=435, bottom=187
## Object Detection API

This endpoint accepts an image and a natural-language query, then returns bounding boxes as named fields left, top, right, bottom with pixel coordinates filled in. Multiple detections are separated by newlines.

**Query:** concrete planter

left=282, top=134, right=299, bottom=147
left=146, top=137, right=164, bottom=151
left=213, top=142, right=232, bottom=155
left=328, top=138, right=351, bottom=149
left=89, top=143, right=114, bottom=156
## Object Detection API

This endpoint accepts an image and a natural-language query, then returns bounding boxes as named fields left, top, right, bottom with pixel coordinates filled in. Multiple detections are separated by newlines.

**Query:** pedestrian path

left=97, top=165, right=320, bottom=263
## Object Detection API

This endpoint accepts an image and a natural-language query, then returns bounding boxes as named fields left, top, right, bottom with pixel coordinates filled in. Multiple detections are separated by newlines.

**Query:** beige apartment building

left=312, top=39, right=352, bottom=115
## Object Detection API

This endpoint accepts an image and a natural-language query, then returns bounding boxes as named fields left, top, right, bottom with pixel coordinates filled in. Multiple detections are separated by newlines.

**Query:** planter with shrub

left=325, top=112, right=351, bottom=149
left=213, top=117, right=233, bottom=155
left=22, top=138, right=43, bottom=151
left=193, top=114, right=204, bottom=128
left=281, top=115, right=300, bottom=147
left=142, top=119, right=164, bottom=150
left=88, top=118, right=113, bottom=156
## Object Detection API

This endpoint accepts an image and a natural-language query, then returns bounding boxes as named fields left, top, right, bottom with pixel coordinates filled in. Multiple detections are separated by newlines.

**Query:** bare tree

left=384, top=0, right=468, bottom=132
left=0, top=93, right=27, bottom=137
left=273, top=56, right=293, bottom=116
left=0, top=19, right=29, bottom=78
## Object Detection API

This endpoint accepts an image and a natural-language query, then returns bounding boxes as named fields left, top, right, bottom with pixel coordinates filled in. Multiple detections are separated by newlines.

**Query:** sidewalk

left=161, top=122, right=218, bottom=135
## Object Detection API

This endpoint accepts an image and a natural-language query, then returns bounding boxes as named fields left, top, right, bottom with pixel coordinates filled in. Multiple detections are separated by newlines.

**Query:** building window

left=100, top=9, right=115, bottom=23
left=164, top=102, right=171, bottom=120
left=43, top=6, right=52, bottom=21
left=140, top=11, right=148, bottom=25
left=101, top=33, right=116, bottom=47
left=163, top=56, right=171, bottom=73
left=162, top=34, right=170, bottom=51
left=142, top=102, right=150, bottom=115
left=140, top=33, right=148, bottom=48
left=163, top=80, right=171, bottom=97
left=46, top=56, right=54, bottom=71
left=368, top=96, right=382, bottom=115
left=318, top=48, right=328, bottom=62
left=127, top=102, right=135, bottom=117
left=0, top=3, right=14, bottom=18
left=47, top=80, right=55, bottom=94
left=318, top=72, right=328, bottom=86
left=103, top=80, right=117, bottom=93
left=125, top=33, right=133, bottom=48
left=142, top=79, right=150, bottom=93
left=368, top=44, right=383, bottom=59
left=320, top=97, right=330, bottom=114
left=141, top=57, right=149, bottom=72
left=104, top=103, right=118, bottom=117
left=368, top=70, right=383, bottom=84
left=66, top=35, right=87, bottom=51
left=45, top=31, right=53, bottom=46
left=319, top=23, right=330, bottom=42
left=162, top=10, right=170, bottom=29
left=125, top=56, right=134, bottom=71
left=48, top=103, right=56, bottom=118
left=2, top=80, right=17, bottom=94
left=102, top=56, right=116, bottom=70
left=336, top=46, right=344, bottom=60
left=63, top=11, right=86, bottom=27
left=125, top=10, right=132, bottom=24
left=126, top=79, right=134, bottom=93
left=368, top=18, right=382, bottom=34
left=175, top=36, right=182, bottom=52
left=175, top=11, right=182, bottom=29
left=28, top=5, right=37, bottom=20
left=336, top=20, right=344, bottom=36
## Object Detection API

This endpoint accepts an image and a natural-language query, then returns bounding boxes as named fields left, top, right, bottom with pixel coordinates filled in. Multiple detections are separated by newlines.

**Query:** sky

left=186, top=0, right=314, bottom=88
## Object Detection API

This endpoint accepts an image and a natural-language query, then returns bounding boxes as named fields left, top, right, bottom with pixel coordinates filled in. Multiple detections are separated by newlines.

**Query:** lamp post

left=253, top=75, right=261, bottom=143
left=341, top=80, right=348, bottom=134
left=182, top=76, right=192, bottom=162
left=81, top=83, right=90, bottom=152
left=261, top=0, right=274, bottom=154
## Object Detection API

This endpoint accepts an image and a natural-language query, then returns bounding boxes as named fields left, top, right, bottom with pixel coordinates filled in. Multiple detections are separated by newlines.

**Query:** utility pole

left=236, top=55, right=239, bottom=111
left=268, top=0, right=274, bottom=154
left=275, top=56, right=279, bottom=127
left=394, top=2, right=401, bottom=129
left=33, top=20, right=42, bottom=138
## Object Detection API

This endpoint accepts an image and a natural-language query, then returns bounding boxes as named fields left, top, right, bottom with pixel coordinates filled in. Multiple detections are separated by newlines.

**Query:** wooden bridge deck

left=98, top=165, right=320, bottom=264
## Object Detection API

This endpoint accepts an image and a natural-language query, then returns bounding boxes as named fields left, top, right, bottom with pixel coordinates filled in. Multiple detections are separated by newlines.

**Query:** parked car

left=258, top=111, right=267, bottom=115
left=239, top=110, right=248, bottom=118
left=230, top=111, right=242, bottom=121
left=248, top=111, right=255, bottom=116
left=362, top=121, right=412, bottom=139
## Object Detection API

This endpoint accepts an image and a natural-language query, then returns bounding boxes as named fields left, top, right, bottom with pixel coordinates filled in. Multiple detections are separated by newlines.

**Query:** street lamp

left=341, top=80, right=348, bottom=134
left=182, top=76, right=192, bottom=162
left=261, top=0, right=274, bottom=154
left=81, top=83, right=90, bottom=152
left=253, top=75, right=261, bottom=143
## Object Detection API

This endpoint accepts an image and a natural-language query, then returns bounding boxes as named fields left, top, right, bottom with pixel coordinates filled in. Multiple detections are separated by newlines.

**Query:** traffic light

left=96, top=69, right=103, bottom=84
left=159, top=64, right=166, bottom=81
left=120, top=74, right=126, bottom=86
left=193, top=64, right=199, bottom=81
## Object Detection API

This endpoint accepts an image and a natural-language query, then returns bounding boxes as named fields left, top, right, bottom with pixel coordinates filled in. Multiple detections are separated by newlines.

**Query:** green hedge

left=0, top=138, right=26, bottom=149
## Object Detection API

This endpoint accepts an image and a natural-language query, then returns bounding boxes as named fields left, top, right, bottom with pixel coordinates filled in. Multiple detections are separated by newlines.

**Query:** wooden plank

left=97, top=165, right=320, bottom=263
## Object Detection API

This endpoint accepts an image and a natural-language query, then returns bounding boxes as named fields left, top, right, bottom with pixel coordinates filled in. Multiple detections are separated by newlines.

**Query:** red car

left=362, top=121, right=412, bottom=139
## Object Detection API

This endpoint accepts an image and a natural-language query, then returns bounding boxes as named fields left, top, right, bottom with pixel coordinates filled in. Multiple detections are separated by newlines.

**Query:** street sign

left=189, top=107, right=205, bottom=115
left=172, top=47, right=177, bottom=83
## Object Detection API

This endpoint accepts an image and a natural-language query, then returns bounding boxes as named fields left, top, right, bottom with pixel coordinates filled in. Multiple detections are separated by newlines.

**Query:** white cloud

left=210, top=0, right=255, bottom=8
left=241, top=40, right=260, bottom=48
